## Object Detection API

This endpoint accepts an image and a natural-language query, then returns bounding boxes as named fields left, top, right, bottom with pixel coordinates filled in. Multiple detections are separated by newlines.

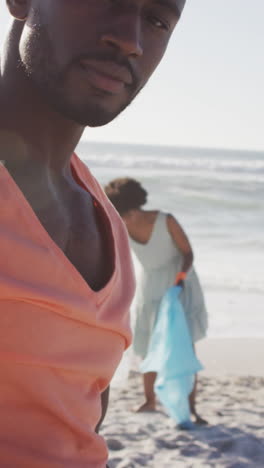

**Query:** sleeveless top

left=0, top=154, right=134, bottom=467
left=130, top=212, right=207, bottom=358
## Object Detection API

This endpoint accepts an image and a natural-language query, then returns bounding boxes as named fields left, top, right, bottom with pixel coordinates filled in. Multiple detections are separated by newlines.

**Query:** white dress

left=130, top=212, right=208, bottom=359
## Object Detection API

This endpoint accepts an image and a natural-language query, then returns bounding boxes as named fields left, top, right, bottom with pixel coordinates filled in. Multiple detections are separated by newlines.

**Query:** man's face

left=16, top=0, right=185, bottom=127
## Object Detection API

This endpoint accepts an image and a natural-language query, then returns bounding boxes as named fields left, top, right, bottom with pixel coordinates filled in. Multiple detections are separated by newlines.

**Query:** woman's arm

left=166, top=214, right=194, bottom=273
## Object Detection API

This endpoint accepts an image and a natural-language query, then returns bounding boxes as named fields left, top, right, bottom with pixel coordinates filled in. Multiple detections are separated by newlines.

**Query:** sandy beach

left=102, top=338, right=264, bottom=467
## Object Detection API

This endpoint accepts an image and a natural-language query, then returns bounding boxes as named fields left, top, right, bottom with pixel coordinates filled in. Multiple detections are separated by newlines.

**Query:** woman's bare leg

left=136, top=372, right=157, bottom=412
left=189, top=374, right=208, bottom=425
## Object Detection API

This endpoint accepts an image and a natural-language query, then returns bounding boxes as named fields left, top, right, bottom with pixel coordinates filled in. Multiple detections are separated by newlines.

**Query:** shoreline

left=196, top=337, right=264, bottom=377
left=202, top=288, right=264, bottom=341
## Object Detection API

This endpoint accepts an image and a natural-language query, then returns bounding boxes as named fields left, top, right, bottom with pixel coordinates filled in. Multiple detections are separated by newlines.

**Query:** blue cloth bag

left=140, top=285, right=203, bottom=424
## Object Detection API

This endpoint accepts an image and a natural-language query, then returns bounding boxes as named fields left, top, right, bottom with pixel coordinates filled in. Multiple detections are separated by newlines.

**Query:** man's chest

left=20, top=177, right=114, bottom=292
left=42, top=195, right=113, bottom=292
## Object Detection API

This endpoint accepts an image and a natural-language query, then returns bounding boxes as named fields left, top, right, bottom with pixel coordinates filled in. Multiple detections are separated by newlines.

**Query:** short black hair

left=104, top=178, right=147, bottom=215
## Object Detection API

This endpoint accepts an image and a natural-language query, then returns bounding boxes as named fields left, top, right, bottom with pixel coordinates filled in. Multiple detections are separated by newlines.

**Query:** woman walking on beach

left=105, top=178, right=208, bottom=425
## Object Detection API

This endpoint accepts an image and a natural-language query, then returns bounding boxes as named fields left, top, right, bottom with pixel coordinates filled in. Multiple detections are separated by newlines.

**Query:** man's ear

left=6, top=0, right=28, bottom=21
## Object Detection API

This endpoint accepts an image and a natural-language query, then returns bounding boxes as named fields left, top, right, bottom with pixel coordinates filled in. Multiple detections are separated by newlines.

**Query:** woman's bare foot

left=194, top=414, right=208, bottom=425
left=134, top=401, right=157, bottom=412
left=177, top=420, right=198, bottom=431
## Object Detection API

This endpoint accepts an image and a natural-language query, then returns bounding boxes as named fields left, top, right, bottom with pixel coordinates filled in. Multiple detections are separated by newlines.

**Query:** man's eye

left=146, top=14, right=170, bottom=31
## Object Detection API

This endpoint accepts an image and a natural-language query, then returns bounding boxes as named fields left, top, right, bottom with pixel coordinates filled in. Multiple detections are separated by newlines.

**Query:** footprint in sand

left=107, top=439, right=124, bottom=451
left=155, top=438, right=180, bottom=450
left=107, top=458, right=123, bottom=468
left=211, top=438, right=235, bottom=452
left=179, top=442, right=206, bottom=457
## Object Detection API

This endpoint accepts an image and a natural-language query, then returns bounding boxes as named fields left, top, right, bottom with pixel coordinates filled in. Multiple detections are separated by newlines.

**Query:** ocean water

left=77, top=141, right=264, bottom=338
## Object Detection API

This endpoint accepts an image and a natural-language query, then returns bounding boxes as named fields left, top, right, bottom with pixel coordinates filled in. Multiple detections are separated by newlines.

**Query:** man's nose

left=101, top=13, right=143, bottom=58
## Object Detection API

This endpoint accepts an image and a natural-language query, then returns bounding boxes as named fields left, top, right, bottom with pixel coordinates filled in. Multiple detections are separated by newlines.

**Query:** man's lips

left=79, top=59, right=133, bottom=94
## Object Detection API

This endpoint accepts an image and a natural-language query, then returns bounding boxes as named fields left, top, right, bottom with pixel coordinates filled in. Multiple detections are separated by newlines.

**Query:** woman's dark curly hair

left=104, top=178, right=147, bottom=215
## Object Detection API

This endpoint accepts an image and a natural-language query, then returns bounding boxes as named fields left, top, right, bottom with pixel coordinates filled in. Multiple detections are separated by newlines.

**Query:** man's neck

left=0, top=44, right=84, bottom=175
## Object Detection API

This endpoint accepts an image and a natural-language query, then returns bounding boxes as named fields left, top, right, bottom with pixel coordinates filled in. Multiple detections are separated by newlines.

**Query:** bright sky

left=0, top=0, right=263, bottom=151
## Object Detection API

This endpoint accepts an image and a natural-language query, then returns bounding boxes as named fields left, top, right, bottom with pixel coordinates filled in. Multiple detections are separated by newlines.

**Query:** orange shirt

left=0, top=154, right=134, bottom=467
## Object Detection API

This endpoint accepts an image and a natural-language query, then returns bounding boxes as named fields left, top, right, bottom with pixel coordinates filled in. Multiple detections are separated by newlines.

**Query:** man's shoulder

left=72, top=153, right=121, bottom=222
left=72, top=153, right=102, bottom=197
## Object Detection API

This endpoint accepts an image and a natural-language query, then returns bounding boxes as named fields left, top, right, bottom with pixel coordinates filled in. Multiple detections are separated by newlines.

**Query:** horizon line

left=79, top=139, right=264, bottom=155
